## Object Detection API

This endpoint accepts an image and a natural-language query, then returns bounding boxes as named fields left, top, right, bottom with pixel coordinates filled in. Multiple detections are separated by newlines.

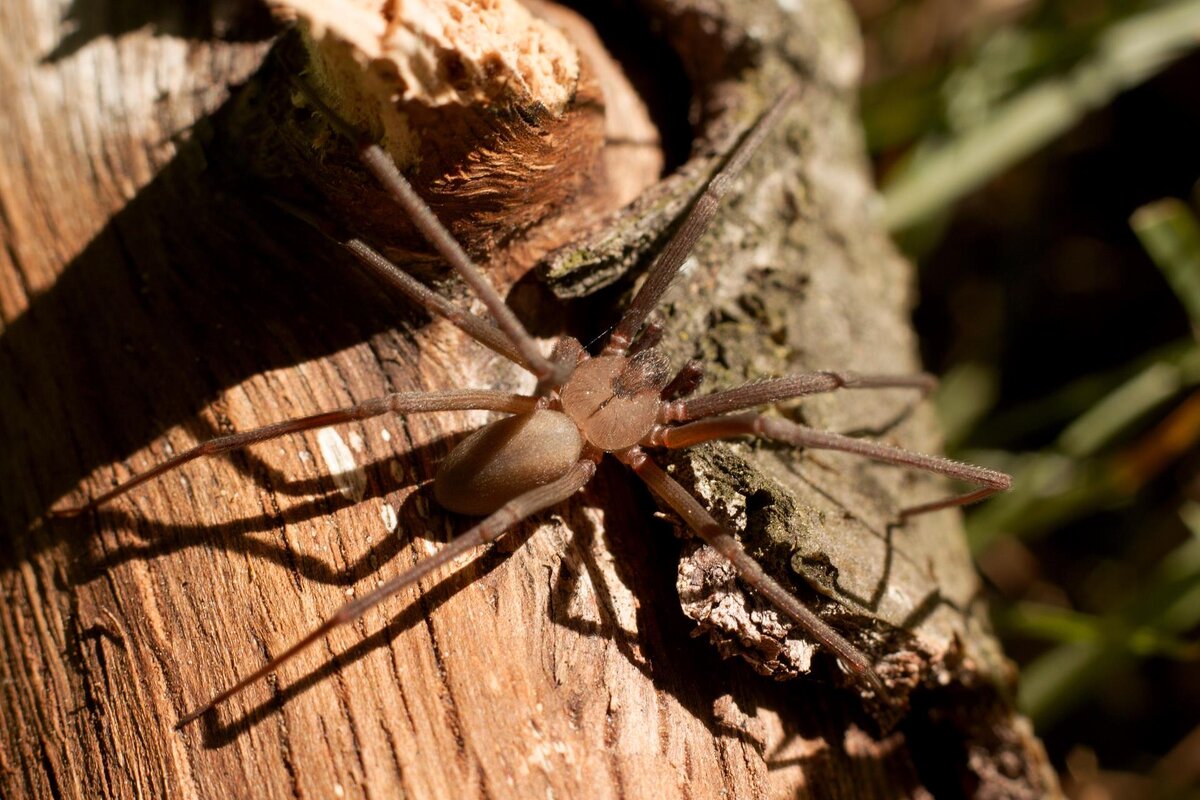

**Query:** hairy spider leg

left=269, top=197, right=528, bottom=368
left=175, top=460, right=596, bottom=728
left=660, top=359, right=705, bottom=401
left=603, top=84, right=801, bottom=356
left=657, top=412, right=1011, bottom=517
left=579, top=81, right=1008, bottom=695
left=660, top=371, right=938, bottom=423
left=626, top=320, right=666, bottom=355
left=628, top=373, right=1004, bottom=697
left=289, top=78, right=569, bottom=392
left=50, top=391, right=537, bottom=516
left=618, top=448, right=885, bottom=694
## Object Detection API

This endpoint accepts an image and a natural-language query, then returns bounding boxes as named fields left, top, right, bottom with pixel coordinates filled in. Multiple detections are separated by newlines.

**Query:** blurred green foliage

left=875, top=1, right=1200, bottom=232
left=852, top=0, right=1200, bottom=791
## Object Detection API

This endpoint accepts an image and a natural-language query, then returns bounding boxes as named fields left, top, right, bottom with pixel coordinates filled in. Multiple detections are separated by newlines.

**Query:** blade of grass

left=968, top=385, right=1200, bottom=550
left=1131, top=199, right=1200, bottom=332
left=997, top=602, right=1200, bottom=659
left=1017, top=514, right=1200, bottom=727
left=971, top=339, right=1200, bottom=447
left=883, top=0, right=1200, bottom=231
left=1058, top=347, right=1200, bottom=457
left=935, top=361, right=999, bottom=449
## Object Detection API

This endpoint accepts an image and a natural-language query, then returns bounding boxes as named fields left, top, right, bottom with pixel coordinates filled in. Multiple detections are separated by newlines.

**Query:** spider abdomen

left=433, top=409, right=583, bottom=516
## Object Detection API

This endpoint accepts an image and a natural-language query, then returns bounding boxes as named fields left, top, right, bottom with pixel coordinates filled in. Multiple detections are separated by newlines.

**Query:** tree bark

left=0, top=1, right=1058, bottom=798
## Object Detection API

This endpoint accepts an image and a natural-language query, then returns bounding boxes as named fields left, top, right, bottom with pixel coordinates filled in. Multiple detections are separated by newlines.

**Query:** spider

left=52, top=81, right=1010, bottom=728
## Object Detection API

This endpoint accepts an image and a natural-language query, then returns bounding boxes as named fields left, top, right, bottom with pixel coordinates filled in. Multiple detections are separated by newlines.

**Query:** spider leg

left=661, top=371, right=936, bottom=423
left=661, top=359, right=705, bottom=401
left=290, top=79, right=568, bottom=391
left=51, top=390, right=538, bottom=516
left=656, top=412, right=1011, bottom=517
left=616, top=447, right=884, bottom=696
left=627, top=320, right=665, bottom=355
left=269, top=197, right=527, bottom=368
left=603, top=84, right=801, bottom=356
left=175, top=459, right=597, bottom=728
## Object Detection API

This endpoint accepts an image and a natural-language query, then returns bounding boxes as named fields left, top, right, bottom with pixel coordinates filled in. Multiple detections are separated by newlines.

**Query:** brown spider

left=52, top=82, right=1009, bottom=728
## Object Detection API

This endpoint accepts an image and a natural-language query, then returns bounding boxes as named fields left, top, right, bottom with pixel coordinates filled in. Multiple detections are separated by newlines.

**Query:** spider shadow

left=195, top=516, right=541, bottom=747
left=819, top=500, right=978, bottom=636
left=545, top=459, right=677, bottom=665
left=541, top=458, right=910, bottom=756
left=62, top=436, right=462, bottom=588
left=171, top=412, right=458, bottom=502
left=824, top=515, right=972, bottom=638
left=807, top=469, right=990, bottom=663
left=0, top=62, right=555, bottom=571
left=42, top=0, right=277, bottom=63
left=744, top=390, right=959, bottom=628
left=189, top=457, right=669, bottom=746
left=183, top=455, right=893, bottom=753
left=788, top=453, right=947, bottom=619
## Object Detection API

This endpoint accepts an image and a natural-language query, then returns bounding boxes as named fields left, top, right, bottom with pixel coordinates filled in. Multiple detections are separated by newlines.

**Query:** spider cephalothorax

left=53, top=83, right=1009, bottom=727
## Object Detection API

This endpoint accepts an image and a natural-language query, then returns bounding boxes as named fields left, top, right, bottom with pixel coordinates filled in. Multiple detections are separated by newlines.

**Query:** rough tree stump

left=0, top=0, right=1057, bottom=797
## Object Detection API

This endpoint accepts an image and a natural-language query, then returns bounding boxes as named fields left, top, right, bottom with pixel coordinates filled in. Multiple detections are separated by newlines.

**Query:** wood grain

left=0, top=1, right=1057, bottom=798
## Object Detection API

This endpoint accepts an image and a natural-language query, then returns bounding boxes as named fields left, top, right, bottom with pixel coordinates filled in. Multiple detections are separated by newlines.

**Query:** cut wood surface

left=0, top=0, right=1058, bottom=798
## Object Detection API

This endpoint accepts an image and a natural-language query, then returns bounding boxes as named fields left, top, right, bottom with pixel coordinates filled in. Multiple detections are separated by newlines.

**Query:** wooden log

left=0, top=0, right=1058, bottom=797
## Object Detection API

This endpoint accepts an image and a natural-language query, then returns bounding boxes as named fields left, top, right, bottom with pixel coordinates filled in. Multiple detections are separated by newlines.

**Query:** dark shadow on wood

left=60, top=443, right=460, bottom=587
left=196, top=517, right=541, bottom=747
left=42, top=0, right=277, bottom=63
left=188, top=453, right=886, bottom=758
left=0, top=70, right=554, bottom=570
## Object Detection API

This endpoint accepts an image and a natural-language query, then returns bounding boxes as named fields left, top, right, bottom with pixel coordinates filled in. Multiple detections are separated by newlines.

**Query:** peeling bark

left=0, top=0, right=1058, bottom=798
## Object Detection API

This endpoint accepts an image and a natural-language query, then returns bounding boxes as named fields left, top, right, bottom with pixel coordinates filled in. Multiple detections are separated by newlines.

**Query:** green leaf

left=1131, top=199, right=1200, bottom=331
